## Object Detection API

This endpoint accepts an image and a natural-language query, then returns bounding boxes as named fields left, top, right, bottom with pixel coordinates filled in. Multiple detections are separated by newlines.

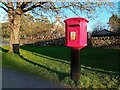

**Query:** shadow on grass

left=81, top=66, right=119, bottom=75
left=33, top=53, right=69, bottom=65
left=19, top=55, right=69, bottom=80
left=20, top=44, right=120, bottom=74
left=80, top=47, right=120, bottom=74
left=20, top=45, right=71, bottom=62
left=0, top=46, right=9, bottom=53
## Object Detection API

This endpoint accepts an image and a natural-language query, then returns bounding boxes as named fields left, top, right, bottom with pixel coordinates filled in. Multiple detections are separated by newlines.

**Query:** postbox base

left=71, top=48, right=81, bottom=81
left=71, top=73, right=80, bottom=81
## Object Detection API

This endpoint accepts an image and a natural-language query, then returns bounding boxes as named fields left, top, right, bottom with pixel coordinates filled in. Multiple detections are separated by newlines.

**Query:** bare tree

left=0, top=1, right=115, bottom=54
left=109, top=14, right=120, bottom=35
left=91, top=21, right=106, bottom=36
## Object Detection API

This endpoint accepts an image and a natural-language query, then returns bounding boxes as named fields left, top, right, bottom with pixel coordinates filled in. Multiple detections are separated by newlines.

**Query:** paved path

left=2, top=68, right=66, bottom=88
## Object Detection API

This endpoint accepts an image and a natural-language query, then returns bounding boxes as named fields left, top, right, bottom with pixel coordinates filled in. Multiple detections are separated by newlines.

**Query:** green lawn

left=1, top=45, right=120, bottom=88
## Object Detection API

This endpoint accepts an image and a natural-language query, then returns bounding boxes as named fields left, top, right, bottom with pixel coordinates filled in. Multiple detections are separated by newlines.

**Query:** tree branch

left=20, top=2, right=32, bottom=10
left=0, top=6, right=8, bottom=12
left=17, top=2, right=23, bottom=8
left=50, top=2, right=73, bottom=11
left=1, top=2, right=8, bottom=7
left=23, top=2, right=47, bottom=13
left=8, top=1, right=14, bottom=9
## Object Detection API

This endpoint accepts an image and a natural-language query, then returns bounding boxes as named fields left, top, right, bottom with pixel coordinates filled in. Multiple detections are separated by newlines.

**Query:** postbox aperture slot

left=69, top=24, right=80, bottom=27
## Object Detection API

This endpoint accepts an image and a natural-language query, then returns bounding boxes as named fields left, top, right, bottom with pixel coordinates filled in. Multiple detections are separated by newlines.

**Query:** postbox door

left=68, top=25, right=80, bottom=46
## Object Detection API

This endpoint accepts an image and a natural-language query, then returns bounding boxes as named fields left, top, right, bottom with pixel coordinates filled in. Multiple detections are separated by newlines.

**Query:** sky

left=0, top=2, right=119, bottom=32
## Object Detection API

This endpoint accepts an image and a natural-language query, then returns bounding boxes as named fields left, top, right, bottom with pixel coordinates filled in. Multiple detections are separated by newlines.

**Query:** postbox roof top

left=64, top=17, right=88, bottom=23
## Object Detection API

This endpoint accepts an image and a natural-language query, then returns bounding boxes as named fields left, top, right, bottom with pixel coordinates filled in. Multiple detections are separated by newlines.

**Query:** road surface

left=2, top=68, right=66, bottom=88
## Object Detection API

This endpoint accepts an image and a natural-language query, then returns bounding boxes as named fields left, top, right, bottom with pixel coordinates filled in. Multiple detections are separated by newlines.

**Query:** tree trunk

left=9, top=14, right=21, bottom=55
left=7, top=3, right=22, bottom=55
left=9, top=30, right=14, bottom=52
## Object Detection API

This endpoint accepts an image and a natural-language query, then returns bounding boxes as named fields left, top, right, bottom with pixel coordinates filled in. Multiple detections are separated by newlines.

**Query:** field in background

left=1, top=46, right=120, bottom=88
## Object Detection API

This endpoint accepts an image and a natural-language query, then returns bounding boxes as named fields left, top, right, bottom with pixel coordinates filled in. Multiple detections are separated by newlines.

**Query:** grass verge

left=1, top=45, right=120, bottom=88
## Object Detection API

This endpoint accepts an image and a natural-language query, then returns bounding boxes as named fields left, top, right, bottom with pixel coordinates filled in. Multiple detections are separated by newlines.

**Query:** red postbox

left=64, top=17, right=88, bottom=81
left=64, top=17, right=88, bottom=49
